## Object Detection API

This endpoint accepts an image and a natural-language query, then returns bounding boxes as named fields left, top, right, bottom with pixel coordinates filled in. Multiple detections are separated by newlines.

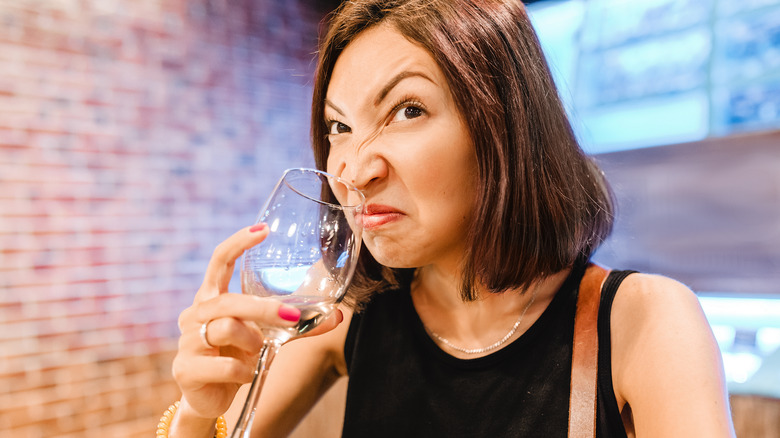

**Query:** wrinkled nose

left=330, top=139, right=388, bottom=193
left=345, top=155, right=387, bottom=191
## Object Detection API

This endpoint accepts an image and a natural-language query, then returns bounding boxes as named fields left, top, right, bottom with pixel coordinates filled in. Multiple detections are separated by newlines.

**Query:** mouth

left=357, top=204, right=404, bottom=230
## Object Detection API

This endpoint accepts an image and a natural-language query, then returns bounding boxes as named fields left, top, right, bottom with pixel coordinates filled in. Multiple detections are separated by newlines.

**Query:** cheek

left=322, top=152, right=344, bottom=200
left=412, top=143, right=475, bottom=201
left=326, top=146, right=353, bottom=182
left=325, top=149, right=338, bottom=175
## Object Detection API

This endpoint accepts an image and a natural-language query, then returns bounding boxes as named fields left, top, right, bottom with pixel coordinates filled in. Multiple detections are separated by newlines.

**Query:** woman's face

left=325, top=24, right=478, bottom=270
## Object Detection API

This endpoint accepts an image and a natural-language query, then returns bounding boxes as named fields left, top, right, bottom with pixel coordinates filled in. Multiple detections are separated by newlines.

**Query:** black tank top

left=342, top=261, right=635, bottom=437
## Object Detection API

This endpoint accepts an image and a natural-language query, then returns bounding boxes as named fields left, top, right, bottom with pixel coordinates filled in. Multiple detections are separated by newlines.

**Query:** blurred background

left=0, top=0, right=778, bottom=436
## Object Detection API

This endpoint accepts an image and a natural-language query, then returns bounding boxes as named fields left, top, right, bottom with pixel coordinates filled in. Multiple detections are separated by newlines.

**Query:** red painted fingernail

left=249, top=224, right=267, bottom=232
left=278, top=306, right=301, bottom=322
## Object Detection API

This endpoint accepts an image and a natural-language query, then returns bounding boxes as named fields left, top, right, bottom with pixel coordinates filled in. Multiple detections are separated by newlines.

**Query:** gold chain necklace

left=423, top=288, right=538, bottom=355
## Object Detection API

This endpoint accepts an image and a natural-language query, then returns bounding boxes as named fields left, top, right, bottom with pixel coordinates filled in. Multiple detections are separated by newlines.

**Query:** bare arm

left=237, top=306, right=352, bottom=437
left=610, top=273, right=735, bottom=437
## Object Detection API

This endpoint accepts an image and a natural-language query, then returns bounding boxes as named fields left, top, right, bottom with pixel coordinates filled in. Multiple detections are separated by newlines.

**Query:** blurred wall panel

left=0, top=0, right=326, bottom=436
left=594, top=130, right=780, bottom=295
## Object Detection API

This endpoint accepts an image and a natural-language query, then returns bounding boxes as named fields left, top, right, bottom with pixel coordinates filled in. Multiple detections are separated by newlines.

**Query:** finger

left=208, top=224, right=269, bottom=295
left=173, top=354, right=256, bottom=387
left=194, top=317, right=264, bottom=354
left=196, top=224, right=269, bottom=302
left=194, top=294, right=301, bottom=329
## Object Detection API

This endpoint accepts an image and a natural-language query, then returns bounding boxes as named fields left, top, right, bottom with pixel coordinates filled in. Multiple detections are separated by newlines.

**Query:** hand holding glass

left=230, top=168, right=364, bottom=437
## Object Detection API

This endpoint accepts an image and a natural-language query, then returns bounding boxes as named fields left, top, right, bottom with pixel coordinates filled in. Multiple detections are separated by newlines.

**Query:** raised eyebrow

left=324, top=99, right=345, bottom=117
left=374, top=71, right=435, bottom=106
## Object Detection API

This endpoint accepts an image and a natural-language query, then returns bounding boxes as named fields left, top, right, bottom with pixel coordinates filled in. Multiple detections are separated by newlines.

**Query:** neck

left=411, top=264, right=571, bottom=358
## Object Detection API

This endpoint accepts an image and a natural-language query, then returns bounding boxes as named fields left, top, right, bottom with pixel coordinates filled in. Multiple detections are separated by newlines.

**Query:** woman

left=166, top=1, right=735, bottom=437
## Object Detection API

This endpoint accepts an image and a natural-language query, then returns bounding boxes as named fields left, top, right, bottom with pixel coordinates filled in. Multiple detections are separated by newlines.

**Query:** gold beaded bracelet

left=156, top=401, right=228, bottom=438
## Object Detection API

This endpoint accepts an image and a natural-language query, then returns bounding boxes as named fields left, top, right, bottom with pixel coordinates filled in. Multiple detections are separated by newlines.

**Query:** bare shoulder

left=608, top=273, right=735, bottom=436
left=609, top=272, right=711, bottom=389
left=609, top=272, right=715, bottom=382
left=611, top=272, right=701, bottom=317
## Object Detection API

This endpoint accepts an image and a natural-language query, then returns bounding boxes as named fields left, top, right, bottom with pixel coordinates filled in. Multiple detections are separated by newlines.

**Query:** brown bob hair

left=311, top=0, right=614, bottom=309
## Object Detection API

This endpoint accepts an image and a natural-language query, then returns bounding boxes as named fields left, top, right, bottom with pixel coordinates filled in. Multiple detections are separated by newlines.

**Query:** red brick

left=0, top=0, right=325, bottom=435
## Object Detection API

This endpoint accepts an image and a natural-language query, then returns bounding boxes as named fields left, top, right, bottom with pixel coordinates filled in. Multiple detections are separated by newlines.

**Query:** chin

left=364, top=241, right=421, bottom=269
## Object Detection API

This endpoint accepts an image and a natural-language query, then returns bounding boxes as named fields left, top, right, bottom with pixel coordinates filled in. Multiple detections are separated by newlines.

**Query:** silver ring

left=200, top=320, right=216, bottom=349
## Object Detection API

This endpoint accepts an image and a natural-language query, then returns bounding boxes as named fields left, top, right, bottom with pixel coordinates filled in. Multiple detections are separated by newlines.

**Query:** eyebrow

left=323, top=70, right=435, bottom=117
left=324, top=99, right=345, bottom=117
left=374, top=71, right=434, bottom=106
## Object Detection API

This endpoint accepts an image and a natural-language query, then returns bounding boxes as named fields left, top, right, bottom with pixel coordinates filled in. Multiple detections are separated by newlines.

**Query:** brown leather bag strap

left=568, top=263, right=611, bottom=438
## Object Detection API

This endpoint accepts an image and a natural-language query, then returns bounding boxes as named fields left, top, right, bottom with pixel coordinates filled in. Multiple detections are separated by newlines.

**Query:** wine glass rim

left=282, top=167, right=365, bottom=209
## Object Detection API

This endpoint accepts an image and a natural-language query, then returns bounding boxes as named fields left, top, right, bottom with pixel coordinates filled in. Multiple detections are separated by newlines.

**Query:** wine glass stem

left=229, top=338, right=283, bottom=438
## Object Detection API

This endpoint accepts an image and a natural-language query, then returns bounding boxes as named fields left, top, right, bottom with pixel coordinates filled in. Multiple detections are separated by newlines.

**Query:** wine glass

left=229, top=168, right=364, bottom=438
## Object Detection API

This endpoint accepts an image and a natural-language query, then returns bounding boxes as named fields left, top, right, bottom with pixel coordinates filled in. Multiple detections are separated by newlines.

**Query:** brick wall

left=0, top=0, right=327, bottom=436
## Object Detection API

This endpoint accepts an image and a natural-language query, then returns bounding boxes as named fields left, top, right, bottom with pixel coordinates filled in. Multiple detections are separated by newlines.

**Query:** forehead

left=326, top=24, right=446, bottom=101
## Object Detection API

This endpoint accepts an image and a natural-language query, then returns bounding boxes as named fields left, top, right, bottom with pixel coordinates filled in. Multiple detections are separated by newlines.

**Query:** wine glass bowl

left=230, top=168, right=363, bottom=437
left=241, top=168, right=363, bottom=341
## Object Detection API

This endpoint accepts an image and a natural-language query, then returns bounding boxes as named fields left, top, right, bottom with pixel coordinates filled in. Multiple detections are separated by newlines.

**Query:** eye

left=327, top=120, right=352, bottom=135
left=390, top=104, right=425, bottom=123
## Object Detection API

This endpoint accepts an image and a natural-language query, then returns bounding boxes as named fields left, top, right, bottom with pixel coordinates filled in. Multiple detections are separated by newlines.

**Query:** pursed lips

left=358, top=204, right=404, bottom=230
